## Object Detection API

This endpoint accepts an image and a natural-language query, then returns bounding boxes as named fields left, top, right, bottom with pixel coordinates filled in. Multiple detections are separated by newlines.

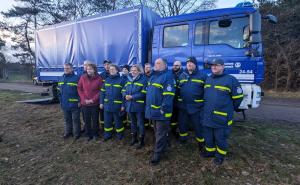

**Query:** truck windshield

left=209, top=17, right=248, bottom=48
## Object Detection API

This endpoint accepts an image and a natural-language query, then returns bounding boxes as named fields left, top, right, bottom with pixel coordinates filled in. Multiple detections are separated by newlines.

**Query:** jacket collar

left=184, top=68, right=198, bottom=75
left=109, top=72, right=120, bottom=79
left=85, top=73, right=99, bottom=79
left=173, top=68, right=183, bottom=75
left=128, top=74, right=142, bottom=82
left=63, top=72, right=74, bottom=77
left=211, top=72, right=225, bottom=78
left=153, top=68, right=168, bottom=75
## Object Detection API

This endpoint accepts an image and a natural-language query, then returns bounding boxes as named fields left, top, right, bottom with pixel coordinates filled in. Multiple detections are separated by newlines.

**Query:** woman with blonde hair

left=123, top=64, right=147, bottom=149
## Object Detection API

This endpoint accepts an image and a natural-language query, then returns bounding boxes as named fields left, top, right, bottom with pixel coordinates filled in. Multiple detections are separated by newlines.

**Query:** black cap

left=210, top=58, right=224, bottom=65
left=186, top=56, right=197, bottom=65
left=122, top=64, right=130, bottom=71
left=103, top=60, right=112, bottom=64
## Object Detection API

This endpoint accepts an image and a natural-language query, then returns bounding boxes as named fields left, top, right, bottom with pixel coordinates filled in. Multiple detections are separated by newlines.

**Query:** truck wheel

left=51, top=84, right=59, bottom=103
left=33, top=80, right=38, bottom=86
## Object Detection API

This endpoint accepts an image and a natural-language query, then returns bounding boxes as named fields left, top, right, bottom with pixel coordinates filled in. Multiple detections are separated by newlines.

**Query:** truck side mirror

left=250, top=11, right=261, bottom=33
left=243, top=25, right=250, bottom=41
left=263, top=14, right=278, bottom=24
left=249, top=33, right=261, bottom=44
left=248, top=11, right=262, bottom=45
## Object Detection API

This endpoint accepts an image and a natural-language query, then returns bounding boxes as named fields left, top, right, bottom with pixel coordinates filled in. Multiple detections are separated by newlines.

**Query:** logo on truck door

left=235, top=62, right=241, bottom=68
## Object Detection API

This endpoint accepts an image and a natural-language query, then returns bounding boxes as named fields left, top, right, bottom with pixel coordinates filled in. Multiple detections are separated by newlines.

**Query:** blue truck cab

left=152, top=7, right=265, bottom=109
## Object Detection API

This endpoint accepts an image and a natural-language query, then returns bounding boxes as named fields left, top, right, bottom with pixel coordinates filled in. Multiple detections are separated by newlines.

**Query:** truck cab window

left=163, top=24, right=189, bottom=48
left=194, top=22, right=204, bottom=45
left=209, top=17, right=248, bottom=48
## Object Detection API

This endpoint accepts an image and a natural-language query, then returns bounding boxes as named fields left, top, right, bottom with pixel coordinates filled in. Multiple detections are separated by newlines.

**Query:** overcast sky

left=0, top=0, right=254, bottom=23
left=0, top=0, right=250, bottom=13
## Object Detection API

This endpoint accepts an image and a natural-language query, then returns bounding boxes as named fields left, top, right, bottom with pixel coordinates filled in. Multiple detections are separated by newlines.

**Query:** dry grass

left=264, top=89, right=300, bottom=99
left=0, top=90, right=299, bottom=185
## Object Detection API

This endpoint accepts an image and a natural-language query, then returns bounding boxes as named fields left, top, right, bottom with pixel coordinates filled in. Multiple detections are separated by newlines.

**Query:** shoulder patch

left=167, top=84, right=172, bottom=91
left=237, top=87, right=243, bottom=94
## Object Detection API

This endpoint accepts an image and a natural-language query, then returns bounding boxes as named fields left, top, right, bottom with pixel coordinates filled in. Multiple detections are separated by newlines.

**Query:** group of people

left=58, top=57, right=244, bottom=166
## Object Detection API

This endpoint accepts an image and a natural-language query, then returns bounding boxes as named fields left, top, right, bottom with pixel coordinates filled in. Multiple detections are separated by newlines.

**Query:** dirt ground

left=0, top=82, right=46, bottom=93
left=0, top=90, right=300, bottom=185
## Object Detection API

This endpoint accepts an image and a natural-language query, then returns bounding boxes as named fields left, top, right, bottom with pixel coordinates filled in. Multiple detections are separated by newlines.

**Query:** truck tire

left=51, top=84, right=59, bottom=103
left=33, top=79, right=38, bottom=86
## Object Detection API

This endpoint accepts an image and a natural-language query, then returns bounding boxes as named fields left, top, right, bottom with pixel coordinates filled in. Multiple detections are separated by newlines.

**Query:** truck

left=35, top=3, right=276, bottom=109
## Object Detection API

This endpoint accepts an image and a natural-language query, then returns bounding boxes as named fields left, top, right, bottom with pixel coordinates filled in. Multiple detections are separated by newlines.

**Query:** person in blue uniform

left=143, top=62, right=152, bottom=128
left=201, top=58, right=244, bottom=165
left=99, top=60, right=112, bottom=127
left=177, top=57, right=207, bottom=151
left=100, top=64, right=126, bottom=141
left=123, top=64, right=147, bottom=149
left=170, top=60, right=183, bottom=139
left=145, top=58, right=175, bottom=165
left=58, top=63, right=81, bottom=140
left=121, top=64, right=131, bottom=127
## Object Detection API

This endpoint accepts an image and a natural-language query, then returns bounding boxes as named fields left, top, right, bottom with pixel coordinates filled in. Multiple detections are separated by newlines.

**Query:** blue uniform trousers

left=153, top=120, right=170, bottom=156
left=129, top=112, right=145, bottom=136
left=178, top=109, right=204, bottom=144
left=104, top=111, right=124, bottom=139
left=63, top=108, right=81, bottom=137
left=203, top=126, right=230, bottom=159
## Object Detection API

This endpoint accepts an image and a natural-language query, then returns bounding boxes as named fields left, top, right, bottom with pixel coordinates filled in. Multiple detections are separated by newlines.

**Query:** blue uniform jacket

left=178, top=68, right=207, bottom=114
left=145, top=69, right=175, bottom=121
left=57, top=73, right=80, bottom=110
left=100, top=70, right=110, bottom=82
left=172, top=68, right=183, bottom=107
left=122, top=74, right=147, bottom=113
left=203, top=73, right=244, bottom=128
left=100, top=73, right=126, bottom=112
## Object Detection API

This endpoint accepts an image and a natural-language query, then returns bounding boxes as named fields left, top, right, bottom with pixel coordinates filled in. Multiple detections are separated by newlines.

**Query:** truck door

left=191, top=21, right=205, bottom=70
left=154, top=22, right=192, bottom=67
left=204, top=16, right=256, bottom=84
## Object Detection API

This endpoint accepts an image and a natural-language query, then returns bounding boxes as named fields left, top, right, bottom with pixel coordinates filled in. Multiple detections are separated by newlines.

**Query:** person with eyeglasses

left=122, top=64, right=147, bottom=149
left=201, top=58, right=244, bottom=165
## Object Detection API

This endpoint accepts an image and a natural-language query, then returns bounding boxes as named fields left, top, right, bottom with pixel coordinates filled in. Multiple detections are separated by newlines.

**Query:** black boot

left=150, top=153, right=160, bottom=166
left=171, top=126, right=179, bottom=139
left=200, top=151, right=215, bottom=158
left=213, top=157, right=224, bottom=165
left=63, top=133, right=73, bottom=139
left=198, top=142, right=205, bottom=152
left=130, top=133, right=138, bottom=146
left=136, top=135, right=145, bottom=149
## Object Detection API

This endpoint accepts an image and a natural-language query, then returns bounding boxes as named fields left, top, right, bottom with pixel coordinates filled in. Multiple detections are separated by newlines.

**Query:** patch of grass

left=0, top=90, right=299, bottom=184
left=264, top=90, right=300, bottom=99
left=229, top=120, right=300, bottom=184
